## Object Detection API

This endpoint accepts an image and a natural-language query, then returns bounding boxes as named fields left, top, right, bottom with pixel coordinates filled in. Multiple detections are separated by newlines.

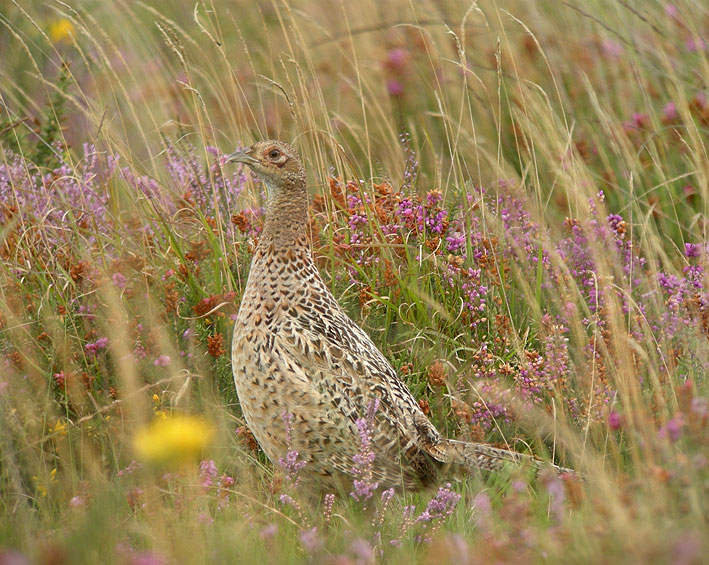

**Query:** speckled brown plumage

left=228, top=140, right=571, bottom=491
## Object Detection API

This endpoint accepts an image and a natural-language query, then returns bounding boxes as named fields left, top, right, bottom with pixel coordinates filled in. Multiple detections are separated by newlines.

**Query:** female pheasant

left=228, top=140, right=571, bottom=491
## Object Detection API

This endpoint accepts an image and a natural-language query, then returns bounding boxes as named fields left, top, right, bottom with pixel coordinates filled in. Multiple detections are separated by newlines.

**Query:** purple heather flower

left=416, top=483, right=461, bottom=524
left=600, top=39, right=624, bottom=58
left=352, top=478, right=378, bottom=502
left=691, top=397, right=707, bottom=417
left=279, top=412, right=307, bottom=484
left=112, top=272, right=127, bottom=289
left=631, top=112, right=649, bottom=129
left=446, top=232, right=466, bottom=253
left=217, top=474, right=234, bottom=507
left=659, top=415, right=684, bottom=442
left=664, top=4, right=679, bottom=19
left=348, top=213, right=368, bottom=230
left=512, top=480, right=527, bottom=493
left=85, top=337, right=109, bottom=358
left=117, top=460, right=141, bottom=477
left=685, top=38, right=707, bottom=53
left=260, top=524, right=277, bottom=539
left=684, top=243, right=702, bottom=258
left=472, top=492, right=492, bottom=531
left=197, top=511, right=214, bottom=524
left=349, top=538, right=375, bottom=564
left=153, top=355, right=170, bottom=367
left=542, top=471, right=566, bottom=523
left=199, top=459, right=218, bottom=489
left=298, top=527, right=322, bottom=553
left=133, top=342, right=147, bottom=360
left=663, top=101, right=679, bottom=122
left=386, top=79, right=404, bottom=97
left=78, top=304, right=96, bottom=320
left=350, top=398, right=380, bottom=502
left=386, top=47, right=409, bottom=71
left=608, top=410, right=624, bottom=430
left=278, top=449, right=307, bottom=482
left=322, top=492, right=336, bottom=526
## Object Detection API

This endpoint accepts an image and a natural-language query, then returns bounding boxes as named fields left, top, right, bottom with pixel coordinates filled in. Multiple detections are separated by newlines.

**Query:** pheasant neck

left=260, top=179, right=309, bottom=249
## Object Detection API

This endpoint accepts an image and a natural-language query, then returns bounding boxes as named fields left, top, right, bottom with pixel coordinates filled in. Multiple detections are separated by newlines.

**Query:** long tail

left=443, top=439, right=575, bottom=475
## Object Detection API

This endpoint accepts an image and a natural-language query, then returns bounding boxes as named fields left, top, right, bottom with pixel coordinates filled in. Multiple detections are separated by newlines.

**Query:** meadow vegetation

left=0, top=0, right=708, bottom=562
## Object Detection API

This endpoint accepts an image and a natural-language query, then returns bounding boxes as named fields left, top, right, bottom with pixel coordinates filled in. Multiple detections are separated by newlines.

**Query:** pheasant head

left=228, top=140, right=308, bottom=245
left=227, top=140, right=305, bottom=200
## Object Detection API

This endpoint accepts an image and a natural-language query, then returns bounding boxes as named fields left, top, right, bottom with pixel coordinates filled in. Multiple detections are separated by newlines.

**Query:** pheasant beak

left=226, top=147, right=259, bottom=166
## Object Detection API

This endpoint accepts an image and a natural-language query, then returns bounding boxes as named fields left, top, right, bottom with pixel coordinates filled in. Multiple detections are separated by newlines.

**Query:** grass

left=0, top=0, right=708, bottom=563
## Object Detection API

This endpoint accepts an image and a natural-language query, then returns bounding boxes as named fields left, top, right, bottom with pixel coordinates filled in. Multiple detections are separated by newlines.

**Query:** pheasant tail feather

left=443, top=439, right=574, bottom=475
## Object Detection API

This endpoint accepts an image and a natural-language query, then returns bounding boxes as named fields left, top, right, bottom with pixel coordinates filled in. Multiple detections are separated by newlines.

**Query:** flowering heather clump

left=0, top=143, right=115, bottom=241
left=516, top=317, right=572, bottom=406
left=199, top=460, right=234, bottom=509
left=656, top=242, right=709, bottom=338
left=84, top=336, right=109, bottom=358
left=153, top=354, right=170, bottom=367
left=414, top=483, right=461, bottom=542
left=165, top=143, right=247, bottom=234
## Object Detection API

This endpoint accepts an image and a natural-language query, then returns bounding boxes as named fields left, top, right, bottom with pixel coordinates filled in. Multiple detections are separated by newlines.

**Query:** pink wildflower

left=112, top=272, right=127, bottom=289
left=153, top=355, right=170, bottom=367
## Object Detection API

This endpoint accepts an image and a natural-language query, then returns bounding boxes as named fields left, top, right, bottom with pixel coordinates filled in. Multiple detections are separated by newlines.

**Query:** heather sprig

left=278, top=411, right=307, bottom=486
left=413, top=483, right=462, bottom=543
left=350, top=398, right=381, bottom=504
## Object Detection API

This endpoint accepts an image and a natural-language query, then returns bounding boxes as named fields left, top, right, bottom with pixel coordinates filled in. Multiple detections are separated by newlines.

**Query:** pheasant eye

left=268, top=149, right=281, bottom=160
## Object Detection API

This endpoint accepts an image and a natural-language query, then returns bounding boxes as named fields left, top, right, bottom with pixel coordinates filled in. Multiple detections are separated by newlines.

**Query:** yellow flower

left=133, top=414, right=214, bottom=466
left=31, top=469, right=56, bottom=497
left=50, top=419, right=67, bottom=437
left=152, top=394, right=160, bottom=404
left=48, top=18, right=75, bottom=44
left=32, top=476, right=47, bottom=497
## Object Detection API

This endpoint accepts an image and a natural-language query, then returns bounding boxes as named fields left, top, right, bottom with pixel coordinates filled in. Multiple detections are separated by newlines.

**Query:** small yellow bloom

left=49, top=468, right=57, bottom=483
left=133, top=414, right=214, bottom=466
left=32, top=476, right=48, bottom=497
left=50, top=419, right=67, bottom=437
left=152, top=394, right=160, bottom=404
left=48, top=18, right=75, bottom=44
